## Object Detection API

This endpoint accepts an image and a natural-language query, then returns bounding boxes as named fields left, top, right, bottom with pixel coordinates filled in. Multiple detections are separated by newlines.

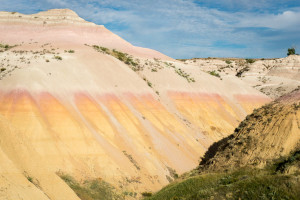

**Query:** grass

left=225, top=60, right=232, bottom=64
left=26, top=176, right=33, bottom=183
left=143, top=77, right=153, bottom=88
left=245, top=58, right=255, bottom=64
left=92, top=45, right=140, bottom=71
left=54, top=56, right=62, bottom=60
left=0, top=43, right=16, bottom=51
left=122, top=151, right=140, bottom=170
left=208, top=70, right=220, bottom=78
left=58, top=173, right=124, bottom=200
left=146, top=168, right=300, bottom=200
left=174, top=68, right=195, bottom=83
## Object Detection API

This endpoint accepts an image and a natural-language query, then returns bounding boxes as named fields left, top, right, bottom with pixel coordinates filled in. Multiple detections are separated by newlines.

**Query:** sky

left=1, top=0, right=300, bottom=59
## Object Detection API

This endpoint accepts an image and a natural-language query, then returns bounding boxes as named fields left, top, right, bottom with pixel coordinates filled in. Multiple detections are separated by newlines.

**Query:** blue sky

left=1, top=0, right=300, bottom=58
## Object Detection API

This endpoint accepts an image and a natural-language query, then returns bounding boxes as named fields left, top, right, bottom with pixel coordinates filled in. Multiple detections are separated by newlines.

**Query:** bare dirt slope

left=182, top=56, right=300, bottom=99
left=0, top=9, right=270, bottom=199
left=199, top=87, right=300, bottom=173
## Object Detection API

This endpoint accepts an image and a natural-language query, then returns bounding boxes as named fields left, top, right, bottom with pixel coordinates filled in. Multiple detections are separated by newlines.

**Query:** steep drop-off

left=148, top=89, right=300, bottom=200
left=0, top=9, right=270, bottom=199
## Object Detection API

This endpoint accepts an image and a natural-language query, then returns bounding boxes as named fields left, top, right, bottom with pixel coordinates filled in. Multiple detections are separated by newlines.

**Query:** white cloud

left=0, top=0, right=299, bottom=58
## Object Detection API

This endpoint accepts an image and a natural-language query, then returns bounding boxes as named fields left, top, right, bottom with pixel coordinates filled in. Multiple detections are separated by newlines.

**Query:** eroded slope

left=0, top=9, right=270, bottom=199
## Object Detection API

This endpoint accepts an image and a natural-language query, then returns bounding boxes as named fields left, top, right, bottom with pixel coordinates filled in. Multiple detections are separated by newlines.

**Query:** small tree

left=287, top=47, right=296, bottom=56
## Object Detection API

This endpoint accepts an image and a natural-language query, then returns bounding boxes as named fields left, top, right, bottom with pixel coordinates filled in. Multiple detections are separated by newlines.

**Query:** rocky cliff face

left=0, top=9, right=270, bottom=199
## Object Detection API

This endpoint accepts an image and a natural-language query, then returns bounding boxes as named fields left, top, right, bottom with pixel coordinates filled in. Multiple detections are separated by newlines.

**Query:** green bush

left=225, top=60, right=232, bottom=64
left=208, top=70, right=220, bottom=78
left=26, top=176, right=33, bottom=183
left=54, top=56, right=62, bottom=60
left=245, top=58, right=255, bottom=64
left=287, top=47, right=296, bottom=56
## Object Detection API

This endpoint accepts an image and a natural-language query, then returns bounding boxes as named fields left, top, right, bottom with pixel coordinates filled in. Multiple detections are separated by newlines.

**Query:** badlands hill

left=181, top=56, right=300, bottom=99
left=0, top=9, right=272, bottom=200
left=148, top=89, right=300, bottom=200
left=199, top=87, right=300, bottom=172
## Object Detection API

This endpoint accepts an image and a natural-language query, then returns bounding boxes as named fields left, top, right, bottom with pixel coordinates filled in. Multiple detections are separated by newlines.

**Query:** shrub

left=0, top=68, right=6, bottom=72
left=208, top=70, right=220, bottom=78
left=236, top=66, right=250, bottom=77
left=175, top=67, right=196, bottom=82
left=54, top=56, right=62, bottom=60
left=26, top=176, right=33, bottom=183
left=0, top=43, right=15, bottom=50
left=287, top=47, right=296, bottom=56
left=68, top=50, right=75, bottom=53
left=142, top=192, right=153, bottom=197
left=147, top=80, right=152, bottom=88
left=92, top=45, right=140, bottom=71
left=225, top=60, right=232, bottom=64
left=245, top=58, right=255, bottom=64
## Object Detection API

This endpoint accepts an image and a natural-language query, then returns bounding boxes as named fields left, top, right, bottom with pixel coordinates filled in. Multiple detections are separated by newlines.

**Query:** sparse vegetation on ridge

left=143, top=77, right=153, bottom=88
left=245, top=58, right=255, bottom=64
left=164, top=61, right=196, bottom=82
left=122, top=151, right=140, bottom=170
left=92, top=45, right=140, bottom=71
left=174, top=67, right=195, bottom=82
left=0, top=43, right=16, bottom=52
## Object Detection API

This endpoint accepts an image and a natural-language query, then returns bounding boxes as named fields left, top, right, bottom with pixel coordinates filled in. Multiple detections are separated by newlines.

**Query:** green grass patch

left=146, top=168, right=300, bottom=200
left=59, top=173, right=124, bottom=200
left=208, top=70, right=220, bottom=78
